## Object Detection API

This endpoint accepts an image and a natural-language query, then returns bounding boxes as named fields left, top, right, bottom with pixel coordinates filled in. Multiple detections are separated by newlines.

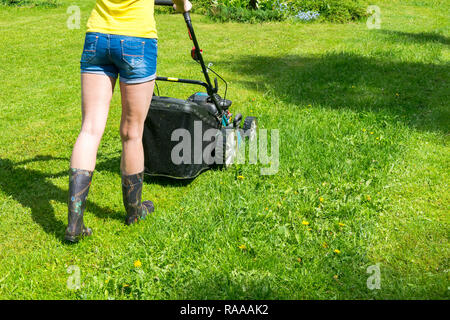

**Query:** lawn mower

left=143, top=0, right=257, bottom=179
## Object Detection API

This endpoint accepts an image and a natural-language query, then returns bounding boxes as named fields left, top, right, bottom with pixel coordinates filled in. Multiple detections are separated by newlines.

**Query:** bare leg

left=66, top=73, right=116, bottom=242
left=119, top=80, right=155, bottom=175
left=70, top=73, right=116, bottom=171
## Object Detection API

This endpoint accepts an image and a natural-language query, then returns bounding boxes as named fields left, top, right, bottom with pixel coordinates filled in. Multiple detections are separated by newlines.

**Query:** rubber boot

left=65, top=168, right=93, bottom=243
left=122, top=171, right=154, bottom=225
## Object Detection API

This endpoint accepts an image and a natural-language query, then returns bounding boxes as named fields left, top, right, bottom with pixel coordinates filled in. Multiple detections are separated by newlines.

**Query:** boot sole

left=64, top=229, right=93, bottom=243
left=126, top=203, right=154, bottom=226
left=64, top=234, right=80, bottom=243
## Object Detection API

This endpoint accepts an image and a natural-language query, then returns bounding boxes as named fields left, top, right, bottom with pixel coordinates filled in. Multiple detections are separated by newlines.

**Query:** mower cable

left=196, top=61, right=228, bottom=100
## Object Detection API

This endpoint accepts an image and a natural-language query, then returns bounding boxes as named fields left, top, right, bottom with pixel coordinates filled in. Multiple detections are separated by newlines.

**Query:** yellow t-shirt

left=87, top=0, right=157, bottom=39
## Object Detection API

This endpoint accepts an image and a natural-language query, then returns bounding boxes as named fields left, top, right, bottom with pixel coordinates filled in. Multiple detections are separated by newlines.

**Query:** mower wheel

left=216, top=128, right=238, bottom=168
left=242, top=116, right=258, bottom=141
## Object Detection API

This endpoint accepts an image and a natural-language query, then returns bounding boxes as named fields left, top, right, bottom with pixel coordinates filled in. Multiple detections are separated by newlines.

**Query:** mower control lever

left=210, top=94, right=232, bottom=110
left=214, top=78, right=219, bottom=93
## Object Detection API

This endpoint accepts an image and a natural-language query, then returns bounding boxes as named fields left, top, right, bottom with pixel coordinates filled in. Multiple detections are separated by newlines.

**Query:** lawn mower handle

left=155, top=0, right=174, bottom=6
left=154, top=0, right=222, bottom=113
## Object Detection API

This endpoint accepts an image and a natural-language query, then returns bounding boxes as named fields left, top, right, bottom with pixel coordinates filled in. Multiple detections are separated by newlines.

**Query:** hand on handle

left=172, top=0, right=192, bottom=13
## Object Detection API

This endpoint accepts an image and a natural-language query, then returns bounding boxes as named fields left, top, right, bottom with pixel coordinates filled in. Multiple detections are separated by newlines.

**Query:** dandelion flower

left=338, top=222, right=345, bottom=227
left=370, top=132, right=374, bottom=135
left=237, top=175, right=244, bottom=180
left=319, top=197, right=324, bottom=202
left=134, top=260, right=142, bottom=268
left=334, top=249, right=341, bottom=254
left=302, top=220, right=309, bottom=226
left=333, top=275, right=339, bottom=280
left=366, top=195, right=371, bottom=201
left=322, top=242, right=328, bottom=248
left=362, top=128, right=366, bottom=132
left=238, top=244, right=247, bottom=250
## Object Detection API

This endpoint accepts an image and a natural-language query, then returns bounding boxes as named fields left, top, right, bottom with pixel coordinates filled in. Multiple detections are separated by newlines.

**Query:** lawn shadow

left=95, top=155, right=196, bottom=187
left=172, top=263, right=371, bottom=299
left=380, top=30, right=450, bottom=46
left=221, top=52, right=449, bottom=133
left=0, top=155, right=124, bottom=243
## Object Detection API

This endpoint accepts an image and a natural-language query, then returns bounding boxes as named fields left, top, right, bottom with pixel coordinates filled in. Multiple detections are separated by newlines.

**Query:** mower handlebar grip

left=155, top=0, right=173, bottom=6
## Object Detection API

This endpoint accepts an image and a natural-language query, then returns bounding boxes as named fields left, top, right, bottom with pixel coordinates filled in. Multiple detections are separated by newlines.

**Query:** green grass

left=0, top=0, right=448, bottom=299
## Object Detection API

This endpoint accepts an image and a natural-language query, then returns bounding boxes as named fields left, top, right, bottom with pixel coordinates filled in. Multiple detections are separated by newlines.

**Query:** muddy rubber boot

left=65, top=168, right=93, bottom=243
left=122, top=171, right=154, bottom=225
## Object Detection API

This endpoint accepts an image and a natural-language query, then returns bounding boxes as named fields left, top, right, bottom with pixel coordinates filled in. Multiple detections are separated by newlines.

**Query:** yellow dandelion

left=319, top=197, right=324, bottom=202
left=302, top=220, right=310, bottom=226
left=322, top=242, right=328, bottom=248
left=333, top=275, right=339, bottom=280
left=370, top=131, right=374, bottom=135
left=265, top=207, right=268, bottom=210
left=366, top=195, right=371, bottom=201
left=238, top=244, right=247, bottom=250
left=334, top=249, right=341, bottom=254
left=237, top=175, right=244, bottom=180
left=308, top=228, right=312, bottom=231
left=123, top=284, right=130, bottom=287
left=376, top=137, right=379, bottom=140
left=362, top=128, right=366, bottom=132
left=338, top=222, right=345, bottom=227
left=134, top=260, right=142, bottom=268
left=395, top=93, right=400, bottom=97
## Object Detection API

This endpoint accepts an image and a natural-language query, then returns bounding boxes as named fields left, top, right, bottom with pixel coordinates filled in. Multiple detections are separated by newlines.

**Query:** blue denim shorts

left=80, top=32, right=157, bottom=84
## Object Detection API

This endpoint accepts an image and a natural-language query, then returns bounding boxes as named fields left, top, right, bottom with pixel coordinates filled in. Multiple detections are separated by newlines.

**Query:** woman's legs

left=119, top=80, right=155, bottom=225
left=119, top=80, right=155, bottom=175
left=65, top=73, right=115, bottom=242
left=70, top=73, right=116, bottom=170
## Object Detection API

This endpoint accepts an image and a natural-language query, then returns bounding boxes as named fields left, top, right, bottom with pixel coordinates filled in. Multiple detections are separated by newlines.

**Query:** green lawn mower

left=143, top=0, right=258, bottom=179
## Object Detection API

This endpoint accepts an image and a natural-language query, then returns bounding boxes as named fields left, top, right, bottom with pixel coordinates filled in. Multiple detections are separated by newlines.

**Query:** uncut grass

left=0, top=0, right=448, bottom=299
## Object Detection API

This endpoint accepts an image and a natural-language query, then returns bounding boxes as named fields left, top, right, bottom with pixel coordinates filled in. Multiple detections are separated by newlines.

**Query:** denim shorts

left=80, top=32, right=157, bottom=84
